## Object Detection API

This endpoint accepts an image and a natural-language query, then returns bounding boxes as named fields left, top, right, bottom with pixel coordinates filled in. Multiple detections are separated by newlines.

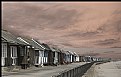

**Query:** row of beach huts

left=1, top=30, right=111, bottom=71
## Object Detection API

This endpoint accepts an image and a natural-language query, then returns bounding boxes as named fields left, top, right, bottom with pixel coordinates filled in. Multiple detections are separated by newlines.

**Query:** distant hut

left=40, top=43, right=54, bottom=66
left=49, top=46, right=61, bottom=66
left=31, top=39, right=46, bottom=67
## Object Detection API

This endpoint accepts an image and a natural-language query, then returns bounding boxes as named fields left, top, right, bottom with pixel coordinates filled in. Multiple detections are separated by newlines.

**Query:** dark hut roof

left=49, top=46, right=56, bottom=52
left=49, top=46, right=61, bottom=52
left=73, top=52, right=79, bottom=56
left=1, top=37, right=7, bottom=42
left=41, top=43, right=51, bottom=51
left=66, top=51, right=74, bottom=55
left=2, top=30, right=27, bottom=45
left=64, top=51, right=71, bottom=55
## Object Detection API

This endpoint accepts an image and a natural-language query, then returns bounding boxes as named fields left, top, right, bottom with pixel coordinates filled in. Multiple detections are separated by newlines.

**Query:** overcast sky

left=2, top=2, right=121, bottom=59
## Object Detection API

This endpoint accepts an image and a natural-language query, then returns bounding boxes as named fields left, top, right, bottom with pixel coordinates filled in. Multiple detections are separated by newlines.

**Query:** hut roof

left=17, top=37, right=44, bottom=50
left=41, top=43, right=51, bottom=51
left=48, top=45, right=61, bottom=52
left=2, top=30, right=27, bottom=45
left=67, top=51, right=74, bottom=55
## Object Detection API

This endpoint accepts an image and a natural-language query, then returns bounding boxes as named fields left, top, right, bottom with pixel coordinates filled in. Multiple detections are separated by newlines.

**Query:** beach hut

left=67, top=51, right=74, bottom=63
left=49, top=46, right=61, bottom=65
left=31, top=39, right=47, bottom=67
left=59, top=50, right=66, bottom=65
left=73, top=52, right=79, bottom=62
left=2, top=30, right=28, bottom=71
left=64, top=51, right=71, bottom=64
left=17, top=37, right=46, bottom=67
left=40, top=43, right=53, bottom=65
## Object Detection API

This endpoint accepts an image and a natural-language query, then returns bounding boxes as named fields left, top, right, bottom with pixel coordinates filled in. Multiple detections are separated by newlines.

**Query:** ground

left=2, top=62, right=86, bottom=77
left=82, top=61, right=121, bottom=77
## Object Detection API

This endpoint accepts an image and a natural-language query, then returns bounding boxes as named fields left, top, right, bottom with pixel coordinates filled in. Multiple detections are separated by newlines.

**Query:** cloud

left=3, top=3, right=80, bottom=30
left=95, top=39, right=120, bottom=45
left=62, top=30, right=99, bottom=39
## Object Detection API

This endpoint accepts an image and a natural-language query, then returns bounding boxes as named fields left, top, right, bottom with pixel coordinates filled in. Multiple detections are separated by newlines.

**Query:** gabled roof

left=54, top=47, right=61, bottom=52
left=17, top=37, right=30, bottom=45
left=65, top=51, right=71, bottom=55
left=2, top=30, right=27, bottom=45
left=49, top=46, right=56, bottom=52
left=66, top=51, right=74, bottom=55
left=49, top=46, right=61, bottom=52
left=73, top=52, right=79, bottom=56
left=1, top=37, right=7, bottom=42
left=17, top=37, right=44, bottom=50
left=59, top=49, right=65, bottom=53
left=41, top=43, right=51, bottom=51
left=47, top=44, right=61, bottom=52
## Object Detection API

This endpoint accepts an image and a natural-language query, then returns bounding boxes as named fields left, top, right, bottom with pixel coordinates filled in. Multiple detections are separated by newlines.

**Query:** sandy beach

left=82, top=61, right=121, bottom=77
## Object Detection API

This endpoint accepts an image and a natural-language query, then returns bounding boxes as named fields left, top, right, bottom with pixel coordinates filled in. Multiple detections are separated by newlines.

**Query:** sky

left=2, top=2, right=121, bottom=59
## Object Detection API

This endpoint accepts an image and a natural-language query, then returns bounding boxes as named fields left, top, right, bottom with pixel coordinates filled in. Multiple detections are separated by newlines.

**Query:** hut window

left=44, top=51, right=48, bottom=57
left=2, top=43, right=7, bottom=57
left=10, top=46, right=17, bottom=58
left=20, top=47, right=25, bottom=56
left=35, top=50, right=39, bottom=56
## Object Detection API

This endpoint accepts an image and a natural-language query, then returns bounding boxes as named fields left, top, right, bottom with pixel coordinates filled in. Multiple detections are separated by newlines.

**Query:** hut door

left=39, top=50, right=45, bottom=65
left=44, top=51, right=48, bottom=64
left=10, top=46, right=17, bottom=65
left=54, top=52, right=58, bottom=64
left=35, top=50, right=39, bottom=65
